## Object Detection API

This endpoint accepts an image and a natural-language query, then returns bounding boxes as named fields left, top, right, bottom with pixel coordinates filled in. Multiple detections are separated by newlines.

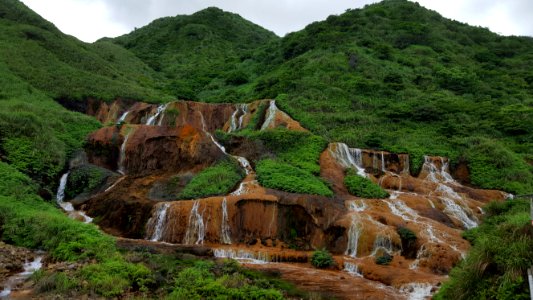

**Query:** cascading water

left=371, top=234, right=394, bottom=257
left=117, top=131, right=131, bottom=175
left=221, top=198, right=232, bottom=244
left=434, top=184, right=477, bottom=229
left=213, top=248, right=269, bottom=264
left=400, top=282, right=433, bottom=300
left=345, top=215, right=362, bottom=257
left=402, top=155, right=410, bottom=174
left=56, top=172, right=92, bottom=223
left=347, top=200, right=367, bottom=212
left=0, top=256, right=43, bottom=298
left=329, top=143, right=367, bottom=177
left=381, top=151, right=386, bottom=172
left=228, top=104, right=248, bottom=132
left=146, top=103, right=167, bottom=125
left=147, top=203, right=170, bottom=241
left=422, top=156, right=455, bottom=183
left=117, top=111, right=129, bottom=124
left=343, top=262, right=363, bottom=277
left=184, top=201, right=206, bottom=245
left=261, top=100, right=278, bottom=130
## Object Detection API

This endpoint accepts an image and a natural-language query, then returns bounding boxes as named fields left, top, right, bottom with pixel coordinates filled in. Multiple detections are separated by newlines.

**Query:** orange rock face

left=69, top=99, right=510, bottom=300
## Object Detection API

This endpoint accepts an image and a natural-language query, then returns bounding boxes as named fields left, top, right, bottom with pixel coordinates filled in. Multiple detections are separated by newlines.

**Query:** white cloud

left=21, top=0, right=129, bottom=42
left=20, top=0, right=533, bottom=43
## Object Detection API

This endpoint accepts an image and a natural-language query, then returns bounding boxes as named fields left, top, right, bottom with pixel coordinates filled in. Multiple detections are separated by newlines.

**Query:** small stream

left=0, top=256, right=43, bottom=298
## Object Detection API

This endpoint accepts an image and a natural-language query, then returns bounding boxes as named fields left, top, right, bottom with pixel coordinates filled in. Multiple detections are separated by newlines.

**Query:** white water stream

left=221, top=198, right=232, bottom=244
left=0, top=256, right=43, bottom=298
left=147, top=203, right=170, bottom=241
left=145, top=103, right=168, bottom=126
left=183, top=201, right=206, bottom=245
left=329, top=143, right=367, bottom=177
left=56, top=173, right=92, bottom=223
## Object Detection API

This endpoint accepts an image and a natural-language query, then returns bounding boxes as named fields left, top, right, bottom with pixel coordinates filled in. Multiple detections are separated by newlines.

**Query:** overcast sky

left=20, top=0, right=533, bottom=43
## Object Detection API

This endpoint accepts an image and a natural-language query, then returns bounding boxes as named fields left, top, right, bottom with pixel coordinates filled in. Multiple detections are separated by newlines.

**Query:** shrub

left=344, top=171, right=389, bottom=198
left=375, top=253, right=393, bottom=265
left=256, top=159, right=333, bottom=196
left=179, top=159, right=244, bottom=199
left=65, top=164, right=114, bottom=199
left=311, top=249, right=334, bottom=268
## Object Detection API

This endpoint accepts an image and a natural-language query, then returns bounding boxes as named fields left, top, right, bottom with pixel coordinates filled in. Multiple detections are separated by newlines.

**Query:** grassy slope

left=0, top=0, right=171, bottom=102
left=435, top=198, right=533, bottom=299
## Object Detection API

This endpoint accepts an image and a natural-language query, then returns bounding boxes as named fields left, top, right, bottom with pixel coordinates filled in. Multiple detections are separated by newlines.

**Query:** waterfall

left=228, top=104, right=248, bottom=132
left=146, top=103, right=167, bottom=125
left=147, top=203, right=170, bottom=241
left=184, top=201, right=206, bottom=245
left=400, top=282, right=433, bottom=300
left=440, top=197, right=477, bottom=229
left=231, top=180, right=258, bottom=196
left=56, top=172, right=72, bottom=211
left=118, top=131, right=131, bottom=175
left=402, top=155, right=410, bottom=174
left=345, top=215, right=362, bottom=257
left=371, top=234, right=394, bottom=256
left=56, top=172, right=93, bottom=223
left=347, top=200, right=367, bottom=212
left=238, top=104, right=248, bottom=129
left=117, top=111, right=129, bottom=124
left=267, top=205, right=277, bottom=237
left=381, top=151, right=386, bottom=172
left=234, top=156, right=252, bottom=175
left=0, top=256, right=43, bottom=298
left=329, top=143, right=367, bottom=177
left=221, top=198, right=232, bottom=244
left=422, top=156, right=455, bottom=183
left=213, top=248, right=270, bottom=264
left=436, top=184, right=477, bottom=229
left=261, top=100, right=278, bottom=130
left=344, top=262, right=363, bottom=277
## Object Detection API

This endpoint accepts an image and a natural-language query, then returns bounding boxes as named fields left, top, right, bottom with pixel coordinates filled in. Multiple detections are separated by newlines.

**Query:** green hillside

left=112, top=7, right=278, bottom=101
left=0, top=0, right=170, bottom=102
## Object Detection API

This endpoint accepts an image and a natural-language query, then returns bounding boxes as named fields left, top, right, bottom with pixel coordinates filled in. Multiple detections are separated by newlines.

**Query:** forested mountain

left=0, top=0, right=532, bottom=299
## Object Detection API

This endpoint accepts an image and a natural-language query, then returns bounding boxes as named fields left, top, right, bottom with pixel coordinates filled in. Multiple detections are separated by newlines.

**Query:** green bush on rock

left=256, top=159, right=333, bottom=196
left=179, top=159, right=244, bottom=199
left=344, top=170, right=389, bottom=198
left=311, top=249, right=334, bottom=268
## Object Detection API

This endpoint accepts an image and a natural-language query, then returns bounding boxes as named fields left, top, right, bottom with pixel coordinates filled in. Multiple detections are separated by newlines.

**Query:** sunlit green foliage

left=344, top=170, right=389, bottom=198
left=256, top=159, right=332, bottom=196
left=179, top=159, right=244, bottom=199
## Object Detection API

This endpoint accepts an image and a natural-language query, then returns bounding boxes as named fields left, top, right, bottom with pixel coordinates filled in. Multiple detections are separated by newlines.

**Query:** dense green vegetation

left=179, top=159, right=244, bottom=199
left=112, top=7, right=277, bottom=101
left=256, top=159, right=333, bottom=196
left=310, top=249, right=335, bottom=268
left=435, top=199, right=533, bottom=300
left=344, top=171, right=389, bottom=198
left=65, top=164, right=115, bottom=199
left=0, top=0, right=170, bottom=102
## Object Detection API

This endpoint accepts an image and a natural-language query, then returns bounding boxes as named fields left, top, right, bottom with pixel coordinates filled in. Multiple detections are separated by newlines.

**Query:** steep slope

left=111, top=7, right=278, bottom=101
left=248, top=0, right=533, bottom=194
left=0, top=0, right=170, bottom=102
